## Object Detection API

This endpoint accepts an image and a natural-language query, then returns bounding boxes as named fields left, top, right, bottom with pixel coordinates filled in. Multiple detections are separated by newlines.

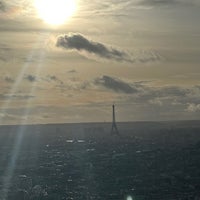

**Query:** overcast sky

left=0, top=0, right=200, bottom=125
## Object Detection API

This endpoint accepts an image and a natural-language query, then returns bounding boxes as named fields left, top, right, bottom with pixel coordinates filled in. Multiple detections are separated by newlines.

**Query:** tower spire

left=111, top=104, right=119, bottom=135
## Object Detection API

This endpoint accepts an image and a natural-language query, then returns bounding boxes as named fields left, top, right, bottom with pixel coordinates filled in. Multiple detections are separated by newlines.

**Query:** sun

left=34, top=0, right=76, bottom=25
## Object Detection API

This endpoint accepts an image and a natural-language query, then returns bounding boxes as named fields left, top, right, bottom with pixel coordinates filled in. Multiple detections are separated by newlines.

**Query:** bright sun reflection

left=127, top=195, right=133, bottom=200
left=34, top=0, right=76, bottom=25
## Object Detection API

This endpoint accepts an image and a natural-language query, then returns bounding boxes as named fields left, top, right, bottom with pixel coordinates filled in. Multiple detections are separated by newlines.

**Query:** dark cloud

left=47, top=75, right=63, bottom=85
left=56, top=33, right=162, bottom=63
left=0, top=94, right=34, bottom=100
left=0, top=1, right=6, bottom=12
left=95, top=75, right=138, bottom=94
left=24, top=75, right=37, bottom=82
left=4, top=76, right=14, bottom=83
left=49, top=75, right=57, bottom=81
left=68, top=69, right=77, bottom=73
left=56, top=33, right=132, bottom=62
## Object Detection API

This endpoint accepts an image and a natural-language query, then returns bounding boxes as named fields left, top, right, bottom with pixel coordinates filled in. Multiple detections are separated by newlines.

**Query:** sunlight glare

left=34, top=0, right=76, bottom=25
left=127, top=195, right=133, bottom=200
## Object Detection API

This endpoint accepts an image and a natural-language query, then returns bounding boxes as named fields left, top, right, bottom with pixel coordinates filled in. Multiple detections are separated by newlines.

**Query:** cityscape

left=0, top=120, right=200, bottom=199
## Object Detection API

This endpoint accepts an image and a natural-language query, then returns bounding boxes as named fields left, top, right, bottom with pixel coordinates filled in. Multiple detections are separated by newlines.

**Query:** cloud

left=0, top=94, right=35, bottom=100
left=1, top=74, right=200, bottom=123
left=44, top=74, right=199, bottom=113
left=155, top=86, right=189, bottom=98
left=24, top=75, right=37, bottom=82
left=0, top=45, right=12, bottom=62
left=56, top=33, right=132, bottom=62
left=135, top=50, right=163, bottom=63
left=0, top=112, right=18, bottom=121
left=0, top=1, right=6, bottom=12
left=92, top=76, right=200, bottom=114
left=60, top=75, right=197, bottom=106
left=24, top=74, right=63, bottom=84
left=138, top=0, right=178, bottom=6
left=49, top=75, right=57, bottom=81
left=78, top=0, right=200, bottom=17
left=125, top=84, right=200, bottom=115
left=47, top=75, right=63, bottom=85
left=95, top=75, right=138, bottom=94
left=4, top=76, right=14, bottom=83
left=0, top=56, right=7, bottom=62
left=56, top=33, right=162, bottom=63
left=68, top=69, right=77, bottom=74
left=136, top=0, right=200, bottom=7
left=133, top=85, right=192, bottom=106
left=186, top=103, right=200, bottom=112
left=0, top=0, right=33, bottom=18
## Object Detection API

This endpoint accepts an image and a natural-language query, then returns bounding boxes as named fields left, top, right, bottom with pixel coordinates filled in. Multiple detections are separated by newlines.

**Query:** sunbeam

left=0, top=33, right=49, bottom=125
left=0, top=32, right=49, bottom=199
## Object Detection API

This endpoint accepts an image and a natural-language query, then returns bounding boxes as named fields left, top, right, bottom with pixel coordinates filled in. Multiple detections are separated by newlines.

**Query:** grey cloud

left=83, top=0, right=133, bottom=15
left=0, top=94, right=34, bottom=100
left=41, top=75, right=64, bottom=86
left=0, top=0, right=30, bottom=14
left=62, top=79, right=90, bottom=91
left=137, top=0, right=200, bottom=7
left=92, top=76, right=200, bottom=113
left=24, top=74, right=61, bottom=84
left=56, top=33, right=132, bottom=62
left=79, top=0, right=200, bottom=17
left=48, top=75, right=63, bottom=85
left=134, top=85, right=191, bottom=104
left=44, top=75, right=59, bottom=82
left=13, top=94, right=35, bottom=99
left=0, top=1, right=6, bottom=12
left=138, top=0, right=178, bottom=6
left=24, top=75, right=37, bottom=82
left=137, top=51, right=163, bottom=63
left=127, top=84, right=200, bottom=113
left=62, top=75, right=196, bottom=104
left=95, top=76, right=138, bottom=94
left=68, top=69, right=77, bottom=73
left=40, top=75, right=89, bottom=91
left=60, top=75, right=200, bottom=111
left=4, top=76, right=14, bottom=83
left=155, top=86, right=189, bottom=98
left=49, top=75, right=57, bottom=81
left=0, top=45, right=12, bottom=62
left=56, top=33, right=162, bottom=63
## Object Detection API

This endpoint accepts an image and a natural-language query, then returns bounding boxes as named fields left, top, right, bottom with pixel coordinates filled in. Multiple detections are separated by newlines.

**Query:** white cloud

left=186, top=103, right=200, bottom=112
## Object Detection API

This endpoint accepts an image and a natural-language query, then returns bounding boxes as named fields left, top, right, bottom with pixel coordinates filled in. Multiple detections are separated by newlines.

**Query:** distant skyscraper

left=111, top=104, right=119, bottom=135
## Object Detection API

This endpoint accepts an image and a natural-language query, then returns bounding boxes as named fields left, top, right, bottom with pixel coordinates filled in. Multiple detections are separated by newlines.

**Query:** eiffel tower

left=111, top=104, right=119, bottom=135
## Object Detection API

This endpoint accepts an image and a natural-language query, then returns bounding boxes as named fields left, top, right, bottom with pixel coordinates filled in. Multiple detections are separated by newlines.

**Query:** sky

left=0, top=0, right=200, bottom=125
